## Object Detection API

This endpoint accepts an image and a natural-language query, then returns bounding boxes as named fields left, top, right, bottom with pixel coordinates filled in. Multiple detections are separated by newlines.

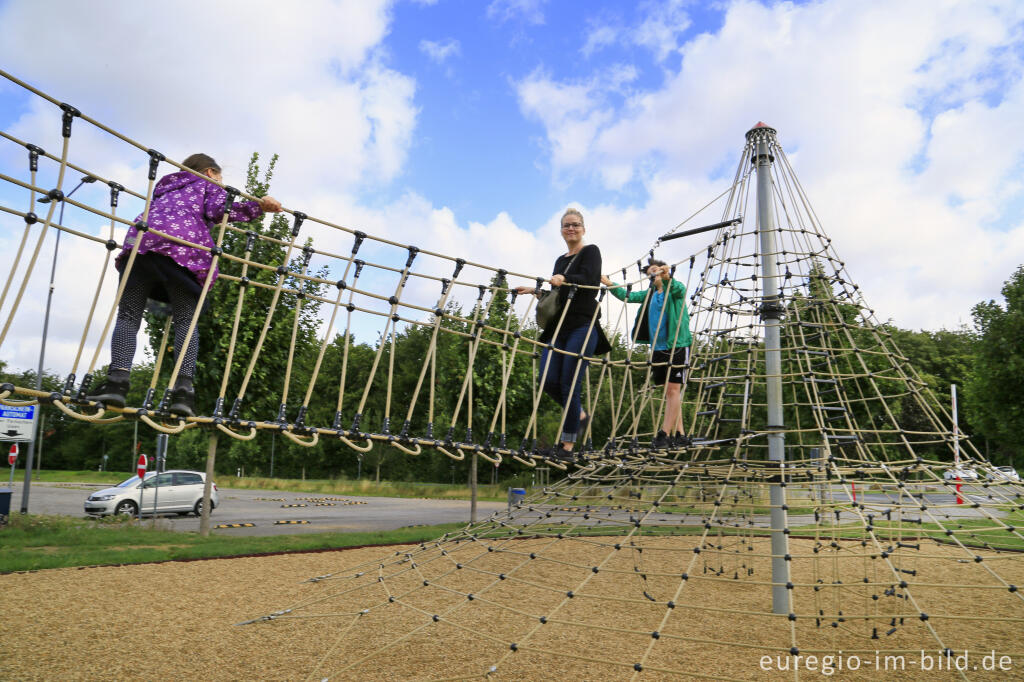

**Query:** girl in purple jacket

left=88, top=153, right=282, bottom=416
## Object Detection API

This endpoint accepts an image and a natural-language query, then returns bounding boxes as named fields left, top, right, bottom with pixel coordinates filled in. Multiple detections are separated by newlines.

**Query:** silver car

left=84, top=470, right=219, bottom=517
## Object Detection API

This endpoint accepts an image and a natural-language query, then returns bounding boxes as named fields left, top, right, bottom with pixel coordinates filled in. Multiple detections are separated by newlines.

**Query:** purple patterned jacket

left=117, top=170, right=263, bottom=286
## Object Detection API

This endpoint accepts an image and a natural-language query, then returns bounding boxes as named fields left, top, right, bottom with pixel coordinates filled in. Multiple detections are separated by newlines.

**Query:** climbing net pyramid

left=2, top=72, right=1024, bottom=678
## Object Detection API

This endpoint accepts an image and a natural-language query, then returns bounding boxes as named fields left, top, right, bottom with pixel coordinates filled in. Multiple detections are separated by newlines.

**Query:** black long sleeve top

left=539, top=243, right=602, bottom=343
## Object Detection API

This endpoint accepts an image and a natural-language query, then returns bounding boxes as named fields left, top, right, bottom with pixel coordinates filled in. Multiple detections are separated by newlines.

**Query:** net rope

left=3, top=71, right=1024, bottom=679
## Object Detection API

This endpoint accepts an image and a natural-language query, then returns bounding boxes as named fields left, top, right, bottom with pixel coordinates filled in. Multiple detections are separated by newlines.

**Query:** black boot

left=651, top=430, right=669, bottom=450
left=86, top=373, right=129, bottom=408
left=168, top=379, right=195, bottom=418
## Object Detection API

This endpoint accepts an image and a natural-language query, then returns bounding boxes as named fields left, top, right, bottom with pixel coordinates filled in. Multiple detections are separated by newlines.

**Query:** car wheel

left=194, top=499, right=209, bottom=517
left=115, top=500, right=138, bottom=516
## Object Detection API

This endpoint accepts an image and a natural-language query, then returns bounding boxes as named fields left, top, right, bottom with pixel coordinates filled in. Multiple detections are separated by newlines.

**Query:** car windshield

left=115, top=473, right=153, bottom=488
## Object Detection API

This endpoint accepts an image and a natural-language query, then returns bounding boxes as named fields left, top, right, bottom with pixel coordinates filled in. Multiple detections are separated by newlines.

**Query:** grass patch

left=0, top=514, right=466, bottom=572
left=26, top=470, right=515, bottom=502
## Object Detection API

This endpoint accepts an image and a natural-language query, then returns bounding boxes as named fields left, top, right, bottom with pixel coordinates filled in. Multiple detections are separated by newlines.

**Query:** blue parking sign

left=0, top=404, right=36, bottom=441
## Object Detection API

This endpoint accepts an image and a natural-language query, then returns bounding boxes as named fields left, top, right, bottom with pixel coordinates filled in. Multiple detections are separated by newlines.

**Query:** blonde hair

left=561, top=207, right=584, bottom=227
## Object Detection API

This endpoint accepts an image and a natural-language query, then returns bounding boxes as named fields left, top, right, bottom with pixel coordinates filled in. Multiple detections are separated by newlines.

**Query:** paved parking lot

left=7, top=481, right=508, bottom=536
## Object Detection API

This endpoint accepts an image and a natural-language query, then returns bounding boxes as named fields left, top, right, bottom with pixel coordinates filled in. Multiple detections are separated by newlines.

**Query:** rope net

left=2, top=71, right=1023, bottom=679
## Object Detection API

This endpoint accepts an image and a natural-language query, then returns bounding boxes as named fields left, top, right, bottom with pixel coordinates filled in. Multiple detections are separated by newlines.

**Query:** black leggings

left=110, top=269, right=200, bottom=379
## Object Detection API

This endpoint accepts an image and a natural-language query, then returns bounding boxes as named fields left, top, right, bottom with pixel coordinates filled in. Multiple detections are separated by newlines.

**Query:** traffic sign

left=137, top=453, right=148, bottom=479
left=0, top=404, right=36, bottom=442
left=8, top=443, right=17, bottom=466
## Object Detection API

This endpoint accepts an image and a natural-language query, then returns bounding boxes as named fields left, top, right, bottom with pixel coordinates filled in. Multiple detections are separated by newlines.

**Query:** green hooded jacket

left=608, top=277, right=692, bottom=348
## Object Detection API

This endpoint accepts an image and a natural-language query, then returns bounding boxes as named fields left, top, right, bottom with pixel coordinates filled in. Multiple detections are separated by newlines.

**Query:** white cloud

left=580, top=1, right=691, bottom=61
left=0, top=0, right=415, bottom=202
left=419, top=38, right=461, bottom=65
left=486, top=0, right=546, bottom=25
left=517, top=0, right=1024, bottom=331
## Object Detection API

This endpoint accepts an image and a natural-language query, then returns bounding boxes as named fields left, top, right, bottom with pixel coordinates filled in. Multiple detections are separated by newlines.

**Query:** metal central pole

left=748, top=123, right=791, bottom=615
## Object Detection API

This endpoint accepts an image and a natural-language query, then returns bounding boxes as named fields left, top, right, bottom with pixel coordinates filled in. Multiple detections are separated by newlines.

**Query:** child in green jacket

left=602, top=259, right=692, bottom=449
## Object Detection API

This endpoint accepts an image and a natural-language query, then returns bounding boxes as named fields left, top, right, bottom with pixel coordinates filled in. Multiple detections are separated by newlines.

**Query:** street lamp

left=19, top=175, right=96, bottom=513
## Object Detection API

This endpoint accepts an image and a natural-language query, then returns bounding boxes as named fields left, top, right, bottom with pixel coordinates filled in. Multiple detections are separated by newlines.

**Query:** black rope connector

left=105, top=239, right=118, bottom=251
left=276, top=265, right=288, bottom=276
left=353, top=259, right=365, bottom=278
left=452, top=258, right=466, bottom=279
left=389, top=296, right=399, bottom=306
left=335, top=279, right=347, bottom=290
left=405, top=245, right=419, bottom=269
left=244, top=230, right=257, bottom=253
left=633, top=664, right=643, bottom=672
left=146, top=149, right=164, bottom=180
left=134, top=220, right=149, bottom=232
left=108, top=181, right=124, bottom=208
left=228, top=397, right=243, bottom=421
left=239, top=276, right=250, bottom=287
left=26, top=143, right=44, bottom=172
left=222, top=186, right=239, bottom=213
left=59, top=102, right=81, bottom=138
left=291, top=211, right=307, bottom=237
left=210, top=246, right=222, bottom=257
left=477, top=284, right=487, bottom=300
left=351, top=230, right=366, bottom=254
left=23, top=212, right=38, bottom=225
left=47, top=188, right=64, bottom=202
left=301, top=244, right=314, bottom=267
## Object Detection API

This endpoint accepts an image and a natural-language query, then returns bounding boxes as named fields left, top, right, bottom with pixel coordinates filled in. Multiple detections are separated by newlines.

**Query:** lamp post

left=19, top=175, right=96, bottom=514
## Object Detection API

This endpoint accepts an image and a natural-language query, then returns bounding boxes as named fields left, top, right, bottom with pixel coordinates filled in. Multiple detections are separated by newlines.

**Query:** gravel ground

left=2, top=537, right=1022, bottom=680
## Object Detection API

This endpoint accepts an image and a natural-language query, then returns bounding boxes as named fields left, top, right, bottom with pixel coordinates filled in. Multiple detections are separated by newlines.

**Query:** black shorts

left=651, top=347, right=689, bottom=385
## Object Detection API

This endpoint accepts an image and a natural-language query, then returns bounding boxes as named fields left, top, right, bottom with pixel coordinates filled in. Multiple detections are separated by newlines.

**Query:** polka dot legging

left=110, top=273, right=200, bottom=379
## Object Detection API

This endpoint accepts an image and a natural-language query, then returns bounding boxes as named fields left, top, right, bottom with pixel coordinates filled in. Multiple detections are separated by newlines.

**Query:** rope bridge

left=3, top=71, right=1024, bottom=679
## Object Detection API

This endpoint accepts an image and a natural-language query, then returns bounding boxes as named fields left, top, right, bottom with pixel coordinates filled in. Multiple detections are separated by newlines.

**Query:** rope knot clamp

left=135, top=220, right=149, bottom=232
left=388, top=295, right=399, bottom=306
left=211, top=397, right=225, bottom=420
left=477, top=284, right=487, bottom=300
left=294, top=406, right=308, bottom=429
left=398, top=420, right=411, bottom=440
left=222, top=186, right=239, bottom=212
left=404, top=245, right=419, bottom=268
left=350, top=412, right=363, bottom=432
left=59, top=102, right=81, bottom=137
left=26, top=143, right=45, bottom=171
left=108, top=181, right=124, bottom=207
left=23, top=212, right=38, bottom=225
left=335, top=279, right=347, bottom=290
left=239, top=276, right=250, bottom=287
left=347, top=303, right=356, bottom=313
left=300, top=245, right=314, bottom=267
left=381, top=417, right=391, bottom=435
left=453, top=258, right=466, bottom=278
left=444, top=426, right=456, bottom=445
left=228, top=397, right=243, bottom=421
left=276, top=265, right=288, bottom=276
left=439, top=277, right=451, bottom=295
left=353, top=259, right=365, bottom=277
left=290, top=211, right=307, bottom=237
left=47, top=188, right=64, bottom=202
left=424, top=422, right=434, bottom=439
left=209, top=246, right=222, bottom=257
left=331, top=411, right=343, bottom=430
left=146, top=149, right=165, bottom=180
left=434, top=307, right=444, bottom=318
left=533, top=277, right=544, bottom=294
left=351, top=230, right=366, bottom=254
left=495, top=268, right=507, bottom=284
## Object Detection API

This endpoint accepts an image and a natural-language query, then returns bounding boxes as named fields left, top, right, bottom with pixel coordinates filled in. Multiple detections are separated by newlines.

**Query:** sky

left=1, top=0, right=1023, bottom=373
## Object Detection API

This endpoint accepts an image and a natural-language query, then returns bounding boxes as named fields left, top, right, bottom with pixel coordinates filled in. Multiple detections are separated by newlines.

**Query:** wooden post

left=469, top=452, right=478, bottom=523
left=199, top=430, right=218, bottom=537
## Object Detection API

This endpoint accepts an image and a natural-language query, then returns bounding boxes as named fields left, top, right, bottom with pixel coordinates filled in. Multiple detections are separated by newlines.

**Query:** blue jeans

left=539, top=325, right=598, bottom=443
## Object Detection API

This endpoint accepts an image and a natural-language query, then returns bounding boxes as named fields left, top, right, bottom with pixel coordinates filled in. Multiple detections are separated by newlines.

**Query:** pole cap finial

left=745, top=122, right=778, bottom=142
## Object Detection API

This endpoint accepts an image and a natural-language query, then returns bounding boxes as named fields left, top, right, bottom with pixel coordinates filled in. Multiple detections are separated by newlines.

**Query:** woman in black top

left=516, top=208, right=609, bottom=461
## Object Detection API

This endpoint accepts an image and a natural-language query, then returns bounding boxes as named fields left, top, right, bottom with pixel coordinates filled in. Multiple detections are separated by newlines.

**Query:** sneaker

left=651, top=430, right=669, bottom=450
left=85, top=376, right=129, bottom=408
left=168, top=385, right=196, bottom=418
left=672, top=433, right=691, bottom=448
left=546, top=446, right=575, bottom=463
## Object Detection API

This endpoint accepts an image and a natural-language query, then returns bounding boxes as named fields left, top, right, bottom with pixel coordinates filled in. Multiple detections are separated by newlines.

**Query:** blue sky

left=1, top=0, right=1024, bottom=372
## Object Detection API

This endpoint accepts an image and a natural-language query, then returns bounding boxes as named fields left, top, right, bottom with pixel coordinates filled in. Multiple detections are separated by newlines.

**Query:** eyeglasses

left=562, top=222, right=583, bottom=230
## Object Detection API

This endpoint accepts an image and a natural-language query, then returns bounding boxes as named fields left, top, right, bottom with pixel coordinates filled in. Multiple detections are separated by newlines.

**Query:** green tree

left=966, top=265, right=1024, bottom=463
